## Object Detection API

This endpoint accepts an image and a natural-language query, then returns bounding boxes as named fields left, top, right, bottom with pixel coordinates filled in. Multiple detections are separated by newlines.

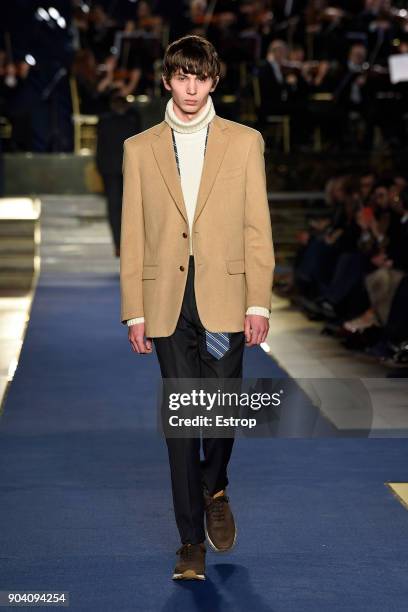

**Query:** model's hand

left=244, top=315, right=269, bottom=347
left=128, top=322, right=153, bottom=354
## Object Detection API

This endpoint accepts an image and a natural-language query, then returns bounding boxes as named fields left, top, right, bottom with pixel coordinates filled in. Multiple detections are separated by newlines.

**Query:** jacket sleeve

left=120, top=139, right=145, bottom=325
left=244, top=132, right=275, bottom=311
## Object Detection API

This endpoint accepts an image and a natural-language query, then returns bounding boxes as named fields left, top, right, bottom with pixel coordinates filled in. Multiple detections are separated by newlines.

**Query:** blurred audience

left=1, top=0, right=408, bottom=152
left=1, top=1, right=407, bottom=367
left=285, top=170, right=408, bottom=367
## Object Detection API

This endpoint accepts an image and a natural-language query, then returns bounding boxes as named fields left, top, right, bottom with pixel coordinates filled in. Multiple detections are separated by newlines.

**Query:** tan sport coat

left=120, top=113, right=275, bottom=337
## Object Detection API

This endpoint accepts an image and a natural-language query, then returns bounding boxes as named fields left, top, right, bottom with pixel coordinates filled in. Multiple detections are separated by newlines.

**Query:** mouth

left=184, top=100, right=197, bottom=105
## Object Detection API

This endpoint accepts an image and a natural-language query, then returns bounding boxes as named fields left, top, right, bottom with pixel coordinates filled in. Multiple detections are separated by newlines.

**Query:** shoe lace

left=207, top=496, right=228, bottom=522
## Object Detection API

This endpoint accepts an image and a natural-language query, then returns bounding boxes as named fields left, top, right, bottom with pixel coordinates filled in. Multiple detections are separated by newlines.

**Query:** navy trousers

left=153, top=255, right=245, bottom=544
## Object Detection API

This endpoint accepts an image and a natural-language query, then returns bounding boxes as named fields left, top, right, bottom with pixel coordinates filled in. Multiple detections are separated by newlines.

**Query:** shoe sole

left=204, top=523, right=237, bottom=553
left=172, top=570, right=205, bottom=580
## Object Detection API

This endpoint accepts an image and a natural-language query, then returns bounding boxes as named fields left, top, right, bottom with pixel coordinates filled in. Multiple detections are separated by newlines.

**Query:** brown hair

left=162, top=35, right=221, bottom=84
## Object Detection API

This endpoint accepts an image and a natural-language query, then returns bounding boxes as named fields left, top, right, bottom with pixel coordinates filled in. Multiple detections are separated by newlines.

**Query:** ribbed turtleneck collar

left=164, top=95, right=215, bottom=134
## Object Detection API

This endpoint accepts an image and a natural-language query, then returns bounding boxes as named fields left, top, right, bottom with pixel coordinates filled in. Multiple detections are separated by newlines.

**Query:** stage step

left=0, top=198, right=41, bottom=290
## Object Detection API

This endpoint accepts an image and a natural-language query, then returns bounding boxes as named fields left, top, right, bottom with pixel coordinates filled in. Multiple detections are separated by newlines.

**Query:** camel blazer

left=120, top=114, right=275, bottom=337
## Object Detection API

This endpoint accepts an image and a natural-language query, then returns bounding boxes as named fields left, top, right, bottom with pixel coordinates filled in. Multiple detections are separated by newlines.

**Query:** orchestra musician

left=256, top=38, right=310, bottom=146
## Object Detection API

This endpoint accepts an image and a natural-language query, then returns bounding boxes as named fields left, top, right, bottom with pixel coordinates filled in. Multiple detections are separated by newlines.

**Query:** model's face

left=162, top=69, right=218, bottom=118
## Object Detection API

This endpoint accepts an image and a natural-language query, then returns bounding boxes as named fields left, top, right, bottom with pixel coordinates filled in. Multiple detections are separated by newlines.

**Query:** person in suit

left=257, top=39, right=309, bottom=147
left=269, top=0, right=307, bottom=44
left=120, top=35, right=275, bottom=580
left=96, top=93, right=141, bottom=257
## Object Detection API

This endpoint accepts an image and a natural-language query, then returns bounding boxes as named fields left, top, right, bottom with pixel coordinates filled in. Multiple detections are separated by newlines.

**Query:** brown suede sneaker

left=204, top=489, right=237, bottom=552
left=172, top=542, right=206, bottom=580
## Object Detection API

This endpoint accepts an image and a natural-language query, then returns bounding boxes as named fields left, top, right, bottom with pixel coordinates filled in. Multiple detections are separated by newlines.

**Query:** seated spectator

left=346, top=186, right=408, bottom=358
left=359, top=170, right=377, bottom=204
left=387, top=186, right=408, bottom=274
left=293, top=175, right=361, bottom=300
left=332, top=42, right=369, bottom=148
left=350, top=0, right=400, bottom=63
left=256, top=38, right=310, bottom=147
left=268, top=0, right=307, bottom=45
left=71, top=49, right=111, bottom=115
left=304, top=0, right=349, bottom=62
left=292, top=170, right=408, bottom=364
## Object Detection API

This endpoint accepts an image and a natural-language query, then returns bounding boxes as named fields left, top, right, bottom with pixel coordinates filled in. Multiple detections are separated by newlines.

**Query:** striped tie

left=205, top=330, right=230, bottom=359
left=171, top=124, right=230, bottom=360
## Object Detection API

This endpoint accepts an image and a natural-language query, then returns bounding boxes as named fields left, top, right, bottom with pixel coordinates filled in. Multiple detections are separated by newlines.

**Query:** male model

left=120, top=35, right=274, bottom=580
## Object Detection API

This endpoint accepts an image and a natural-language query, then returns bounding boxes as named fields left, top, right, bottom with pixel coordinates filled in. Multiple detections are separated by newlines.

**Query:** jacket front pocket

left=226, top=259, right=245, bottom=274
left=142, top=264, right=158, bottom=279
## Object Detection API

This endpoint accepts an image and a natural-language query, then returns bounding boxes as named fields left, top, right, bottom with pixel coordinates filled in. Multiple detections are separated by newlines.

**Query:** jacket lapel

left=194, top=115, right=229, bottom=224
left=151, top=114, right=230, bottom=226
left=151, top=122, right=187, bottom=222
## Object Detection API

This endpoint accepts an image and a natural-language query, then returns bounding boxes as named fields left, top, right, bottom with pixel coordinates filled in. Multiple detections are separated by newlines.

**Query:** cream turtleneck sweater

left=165, top=95, right=215, bottom=256
left=126, top=96, right=269, bottom=326
left=165, top=94, right=215, bottom=134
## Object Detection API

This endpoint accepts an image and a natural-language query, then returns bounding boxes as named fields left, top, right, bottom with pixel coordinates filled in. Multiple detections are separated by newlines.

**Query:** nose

left=186, top=79, right=197, bottom=94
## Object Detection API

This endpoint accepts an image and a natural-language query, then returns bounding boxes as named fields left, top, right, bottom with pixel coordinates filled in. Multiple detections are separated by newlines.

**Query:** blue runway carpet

left=1, top=271, right=408, bottom=611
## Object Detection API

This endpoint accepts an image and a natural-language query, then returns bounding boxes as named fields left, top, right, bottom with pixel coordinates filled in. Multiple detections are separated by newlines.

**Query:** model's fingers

left=128, top=332, right=138, bottom=353
left=253, top=329, right=263, bottom=345
left=252, top=324, right=266, bottom=346
left=246, top=333, right=256, bottom=347
left=135, top=336, right=147, bottom=353
left=261, top=326, right=269, bottom=343
left=246, top=329, right=258, bottom=347
left=141, top=337, right=153, bottom=353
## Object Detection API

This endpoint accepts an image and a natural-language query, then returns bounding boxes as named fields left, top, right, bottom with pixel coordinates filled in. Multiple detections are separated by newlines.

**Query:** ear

left=211, top=76, right=220, bottom=91
left=162, top=75, right=171, bottom=91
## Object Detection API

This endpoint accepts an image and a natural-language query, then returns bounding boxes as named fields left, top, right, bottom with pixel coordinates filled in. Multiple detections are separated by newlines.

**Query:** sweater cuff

left=246, top=306, right=270, bottom=318
left=127, top=317, right=145, bottom=326
left=128, top=310, right=270, bottom=325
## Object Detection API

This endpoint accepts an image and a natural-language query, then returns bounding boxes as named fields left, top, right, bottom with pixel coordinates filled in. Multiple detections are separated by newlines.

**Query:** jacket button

left=182, top=232, right=187, bottom=238
left=179, top=265, right=185, bottom=271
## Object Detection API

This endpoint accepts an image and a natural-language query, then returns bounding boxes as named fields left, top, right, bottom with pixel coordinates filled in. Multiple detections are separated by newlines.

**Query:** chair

left=69, top=76, right=99, bottom=154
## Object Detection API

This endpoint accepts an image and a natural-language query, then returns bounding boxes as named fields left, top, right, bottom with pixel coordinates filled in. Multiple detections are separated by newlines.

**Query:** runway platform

left=0, top=196, right=407, bottom=611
